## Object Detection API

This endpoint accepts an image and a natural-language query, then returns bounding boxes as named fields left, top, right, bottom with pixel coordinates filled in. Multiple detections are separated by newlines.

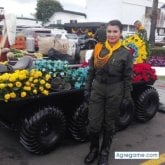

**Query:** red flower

left=133, top=63, right=157, bottom=83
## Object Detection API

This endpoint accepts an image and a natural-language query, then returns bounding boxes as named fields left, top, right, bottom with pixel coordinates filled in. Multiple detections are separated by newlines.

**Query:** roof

left=57, top=10, right=87, bottom=18
left=64, top=22, right=105, bottom=28
left=17, top=17, right=39, bottom=21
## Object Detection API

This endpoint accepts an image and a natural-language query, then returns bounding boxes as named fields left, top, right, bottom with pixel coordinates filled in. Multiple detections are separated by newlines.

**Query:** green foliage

left=150, top=47, right=165, bottom=56
left=36, top=0, right=63, bottom=25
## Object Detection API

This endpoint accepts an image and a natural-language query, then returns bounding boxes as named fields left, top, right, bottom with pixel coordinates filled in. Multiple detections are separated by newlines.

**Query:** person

left=84, top=20, right=133, bottom=165
left=94, top=24, right=106, bottom=43
left=134, top=20, right=147, bottom=41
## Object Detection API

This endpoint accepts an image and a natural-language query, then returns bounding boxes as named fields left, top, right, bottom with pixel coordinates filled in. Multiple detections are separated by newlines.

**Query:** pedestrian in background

left=134, top=20, right=147, bottom=41
left=84, top=20, right=133, bottom=165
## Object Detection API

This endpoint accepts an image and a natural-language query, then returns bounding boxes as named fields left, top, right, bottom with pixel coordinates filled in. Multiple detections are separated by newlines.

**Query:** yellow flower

left=39, top=86, right=44, bottom=92
left=42, top=90, right=49, bottom=96
left=33, top=89, right=38, bottom=94
left=10, top=92, right=16, bottom=99
left=45, top=83, right=51, bottom=89
left=20, top=70, right=28, bottom=75
left=34, top=73, right=39, bottom=78
left=30, top=69, right=35, bottom=77
left=0, top=83, right=6, bottom=89
left=8, top=83, right=13, bottom=88
left=1, top=73, right=9, bottom=81
left=33, top=79, right=38, bottom=83
left=16, top=82, right=22, bottom=88
left=4, top=94, right=10, bottom=100
left=31, top=83, right=35, bottom=88
left=21, top=91, right=27, bottom=98
left=23, top=86, right=31, bottom=91
left=38, top=71, right=42, bottom=77
left=40, top=79, right=45, bottom=85
left=9, top=76, right=16, bottom=82
left=19, top=74, right=26, bottom=80
left=34, top=71, right=42, bottom=78
left=29, top=77, right=33, bottom=82
left=25, top=81, right=30, bottom=86
left=45, top=74, right=51, bottom=81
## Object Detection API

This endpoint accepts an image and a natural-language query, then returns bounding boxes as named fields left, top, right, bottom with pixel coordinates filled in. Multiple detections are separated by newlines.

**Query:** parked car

left=155, top=34, right=165, bottom=46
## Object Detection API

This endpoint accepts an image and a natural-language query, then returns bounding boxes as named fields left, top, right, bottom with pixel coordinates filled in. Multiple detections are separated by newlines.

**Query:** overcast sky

left=0, top=0, right=165, bottom=18
left=0, top=0, right=86, bottom=17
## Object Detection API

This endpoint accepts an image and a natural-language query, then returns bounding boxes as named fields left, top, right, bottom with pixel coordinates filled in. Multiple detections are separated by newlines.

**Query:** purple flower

left=147, top=56, right=165, bottom=67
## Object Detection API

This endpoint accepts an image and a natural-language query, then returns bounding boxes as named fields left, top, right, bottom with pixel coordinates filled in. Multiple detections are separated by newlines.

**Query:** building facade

left=46, top=10, right=86, bottom=27
left=85, top=0, right=165, bottom=38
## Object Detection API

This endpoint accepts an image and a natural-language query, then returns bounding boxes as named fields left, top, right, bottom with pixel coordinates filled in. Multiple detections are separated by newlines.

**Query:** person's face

left=106, top=25, right=121, bottom=44
left=134, top=23, right=140, bottom=31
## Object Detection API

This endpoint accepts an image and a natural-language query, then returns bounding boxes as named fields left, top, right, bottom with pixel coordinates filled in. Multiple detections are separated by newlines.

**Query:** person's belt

left=95, top=76, right=122, bottom=84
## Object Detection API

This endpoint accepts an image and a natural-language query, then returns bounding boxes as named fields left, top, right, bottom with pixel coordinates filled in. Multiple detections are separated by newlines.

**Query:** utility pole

left=149, top=0, right=159, bottom=47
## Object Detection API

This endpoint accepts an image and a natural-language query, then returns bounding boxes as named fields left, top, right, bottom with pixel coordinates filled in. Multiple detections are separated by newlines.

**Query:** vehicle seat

left=12, top=56, right=34, bottom=70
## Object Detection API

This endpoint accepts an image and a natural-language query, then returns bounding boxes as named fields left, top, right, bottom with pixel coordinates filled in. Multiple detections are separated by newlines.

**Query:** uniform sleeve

left=123, top=51, right=133, bottom=98
left=85, top=54, right=95, bottom=92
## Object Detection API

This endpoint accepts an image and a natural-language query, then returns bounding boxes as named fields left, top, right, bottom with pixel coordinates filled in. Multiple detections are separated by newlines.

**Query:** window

left=129, top=25, right=135, bottom=32
left=57, top=20, right=62, bottom=24
left=70, top=20, right=77, bottom=23
left=123, top=24, right=128, bottom=31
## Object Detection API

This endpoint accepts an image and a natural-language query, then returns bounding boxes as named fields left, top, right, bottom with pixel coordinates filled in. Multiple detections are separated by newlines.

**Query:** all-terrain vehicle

left=0, top=57, right=159, bottom=155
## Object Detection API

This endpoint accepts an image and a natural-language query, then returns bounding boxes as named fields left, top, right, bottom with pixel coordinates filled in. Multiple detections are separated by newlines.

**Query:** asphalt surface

left=0, top=79, right=165, bottom=165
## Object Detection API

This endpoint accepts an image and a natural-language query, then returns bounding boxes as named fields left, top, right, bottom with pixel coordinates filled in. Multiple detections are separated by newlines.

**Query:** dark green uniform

left=85, top=46, right=133, bottom=134
left=138, top=28, right=147, bottom=41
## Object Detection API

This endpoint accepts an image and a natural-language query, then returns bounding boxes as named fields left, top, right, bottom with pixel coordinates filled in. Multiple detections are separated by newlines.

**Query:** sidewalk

left=153, top=79, right=165, bottom=111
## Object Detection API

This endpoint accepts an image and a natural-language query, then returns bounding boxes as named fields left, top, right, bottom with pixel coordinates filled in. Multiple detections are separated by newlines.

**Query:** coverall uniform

left=84, top=41, right=133, bottom=165
left=137, top=27, right=147, bottom=41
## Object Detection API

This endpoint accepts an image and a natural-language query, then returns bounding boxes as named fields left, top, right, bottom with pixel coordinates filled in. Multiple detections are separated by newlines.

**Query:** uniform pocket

left=108, top=60, right=123, bottom=73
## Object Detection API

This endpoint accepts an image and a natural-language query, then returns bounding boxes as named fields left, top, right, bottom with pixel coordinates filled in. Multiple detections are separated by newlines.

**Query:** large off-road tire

left=69, top=102, right=89, bottom=142
left=20, top=107, right=66, bottom=155
left=133, top=86, right=159, bottom=122
left=116, top=99, right=134, bottom=131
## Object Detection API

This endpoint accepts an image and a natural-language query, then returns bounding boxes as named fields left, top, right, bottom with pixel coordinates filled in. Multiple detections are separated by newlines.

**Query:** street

left=0, top=79, right=165, bottom=165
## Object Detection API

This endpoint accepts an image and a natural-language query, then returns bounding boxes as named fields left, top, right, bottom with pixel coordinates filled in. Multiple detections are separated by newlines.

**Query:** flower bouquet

left=34, top=59, right=89, bottom=90
left=132, top=63, right=157, bottom=84
left=122, top=34, right=148, bottom=63
left=0, top=69, right=51, bottom=102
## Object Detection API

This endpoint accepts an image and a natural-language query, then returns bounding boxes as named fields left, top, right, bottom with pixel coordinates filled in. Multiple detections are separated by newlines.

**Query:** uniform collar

left=105, top=40, right=122, bottom=53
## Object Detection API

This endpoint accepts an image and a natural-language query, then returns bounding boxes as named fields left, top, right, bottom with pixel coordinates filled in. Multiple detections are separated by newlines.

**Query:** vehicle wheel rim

left=38, top=120, right=60, bottom=146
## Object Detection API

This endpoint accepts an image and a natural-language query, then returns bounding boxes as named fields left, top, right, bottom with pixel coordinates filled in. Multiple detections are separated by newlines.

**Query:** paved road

left=0, top=79, right=165, bottom=165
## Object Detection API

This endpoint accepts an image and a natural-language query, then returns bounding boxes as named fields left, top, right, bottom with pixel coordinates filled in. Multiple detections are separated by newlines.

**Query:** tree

left=149, top=0, right=158, bottom=47
left=36, top=0, right=63, bottom=25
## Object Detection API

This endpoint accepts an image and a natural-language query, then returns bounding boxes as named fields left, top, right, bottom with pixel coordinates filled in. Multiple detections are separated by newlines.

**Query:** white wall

left=85, top=0, right=165, bottom=39
left=48, top=12, right=86, bottom=25
left=86, top=0, right=122, bottom=22
left=86, top=0, right=153, bottom=23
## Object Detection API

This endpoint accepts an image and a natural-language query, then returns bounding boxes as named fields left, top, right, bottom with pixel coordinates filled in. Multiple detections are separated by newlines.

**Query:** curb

left=158, top=102, right=165, bottom=113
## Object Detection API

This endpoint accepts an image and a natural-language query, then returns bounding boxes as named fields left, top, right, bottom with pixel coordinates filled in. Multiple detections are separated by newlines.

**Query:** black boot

left=98, top=131, right=113, bottom=165
left=84, top=132, right=99, bottom=164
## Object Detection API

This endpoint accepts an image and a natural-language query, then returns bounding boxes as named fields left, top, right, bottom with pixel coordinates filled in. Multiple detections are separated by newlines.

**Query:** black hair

left=106, top=20, right=123, bottom=32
